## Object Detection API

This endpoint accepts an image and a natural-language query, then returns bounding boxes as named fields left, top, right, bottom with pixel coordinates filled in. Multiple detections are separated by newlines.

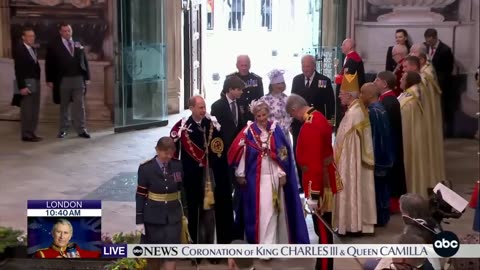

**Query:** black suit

left=45, top=37, right=90, bottom=104
left=45, top=37, right=90, bottom=134
left=211, top=96, right=244, bottom=150
left=12, top=43, right=41, bottom=138
left=210, top=96, right=244, bottom=240
left=425, top=40, right=455, bottom=136
left=385, top=46, right=396, bottom=72
left=385, top=44, right=411, bottom=72
left=291, top=71, right=335, bottom=190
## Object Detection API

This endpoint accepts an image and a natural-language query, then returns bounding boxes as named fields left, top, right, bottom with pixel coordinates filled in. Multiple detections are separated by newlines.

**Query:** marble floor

left=0, top=116, right=478, bottom=269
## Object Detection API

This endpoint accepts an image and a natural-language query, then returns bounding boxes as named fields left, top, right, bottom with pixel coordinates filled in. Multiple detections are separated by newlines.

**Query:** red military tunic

left=34, top=244, right=101, bottom=258
left=296, top=108, right=342, bottom=270
left=296, top=108, right=341, bottom=201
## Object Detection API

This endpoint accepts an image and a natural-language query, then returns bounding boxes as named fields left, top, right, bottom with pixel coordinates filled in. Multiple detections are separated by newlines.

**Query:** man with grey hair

left=291, top=55, right=335, bottom=193
left=34, top=219, right=101, bottom=258
left=170, top=95, right=232, bottom=264
left=334, top=84, right=376, bottom=235
left=392, top=44, right=409, bottom=96
left=410, top=43, right=428, bottom=57
left=400, top=193, right=440, bottom=243
left=335, top=38, right=366, bottom=127
left=223, top=55, right=264, bottom=122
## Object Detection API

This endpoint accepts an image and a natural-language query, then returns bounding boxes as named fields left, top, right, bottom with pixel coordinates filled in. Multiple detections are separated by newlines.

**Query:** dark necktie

left=161, top=163, right=167, bottom=175
left=305, top=77, right=310, bottom=87
left=231, top=101, right=238, bottom=126
left=68, top=41, right=74, bottom=56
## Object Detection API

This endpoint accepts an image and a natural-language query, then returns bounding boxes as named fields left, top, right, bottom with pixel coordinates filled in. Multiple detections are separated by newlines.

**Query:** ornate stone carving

left=368, top=0, right=456, bottom=22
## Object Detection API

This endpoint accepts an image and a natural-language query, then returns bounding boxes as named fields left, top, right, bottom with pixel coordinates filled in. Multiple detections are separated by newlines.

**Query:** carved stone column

left=165, top=0, right=182, bottom=114
left=0, top=0, right=11, bottom=58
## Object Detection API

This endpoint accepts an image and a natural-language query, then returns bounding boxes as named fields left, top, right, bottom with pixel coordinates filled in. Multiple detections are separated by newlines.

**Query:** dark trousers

left=187, top=204, right=215, bottom=244
left=312, top=212, right=333, bottom=270
left=261, top=13, right=272, bottom=30
left=214, top=174, right=234, bottom=244
left=20, top=79, right=40, bottom=138
left=207, top=13, right=213, bottom=30
left=228, top=12, right=243, bottom=30
left=59, top=76, right=86, bottom=134
left=442, top=90, right=457, bottom=137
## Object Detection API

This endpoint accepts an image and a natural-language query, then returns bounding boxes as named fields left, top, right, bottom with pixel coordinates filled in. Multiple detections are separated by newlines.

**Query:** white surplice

left=235, top=123, right=289, bottom=244
left=333, top=99, right=376, bottom=235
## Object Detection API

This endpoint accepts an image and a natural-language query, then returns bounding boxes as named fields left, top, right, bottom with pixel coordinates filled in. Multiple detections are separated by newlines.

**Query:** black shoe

left=32, top=134, right=43, bottom=141
left=22, top=136, right=42, bottom=142
left=78, top=132, right=91, bottom=139
left=58, top=131, right=67, bottom=138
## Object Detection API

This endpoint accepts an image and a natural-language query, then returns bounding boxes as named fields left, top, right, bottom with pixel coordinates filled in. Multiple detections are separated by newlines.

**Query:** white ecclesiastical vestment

left=333, top=99, right=376, bottom=235
left=235, top=124, right=289, bottom=244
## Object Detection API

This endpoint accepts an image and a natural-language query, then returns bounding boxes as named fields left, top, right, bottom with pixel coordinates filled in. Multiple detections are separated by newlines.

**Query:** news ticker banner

left=101, top=244, right=480, bottom=259
left=27, top=200, right=102, bottom=217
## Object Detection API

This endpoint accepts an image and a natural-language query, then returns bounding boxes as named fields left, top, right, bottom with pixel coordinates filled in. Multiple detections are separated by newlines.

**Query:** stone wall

left=352, top=0, right=479, bottom=136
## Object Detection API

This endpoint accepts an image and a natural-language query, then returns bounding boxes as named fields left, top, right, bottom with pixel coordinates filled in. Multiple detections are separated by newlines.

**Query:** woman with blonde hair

left=227, top=100, right=309, bottom=248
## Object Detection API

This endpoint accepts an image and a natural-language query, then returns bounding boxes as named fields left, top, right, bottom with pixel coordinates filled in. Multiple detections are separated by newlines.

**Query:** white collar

left=305, top=72, right=315, bottom=82
left=225, top=94, right=235, bottom=104
left=62, top=37, right=73, bottom=43
left=23, top=43, right=33, bottom=50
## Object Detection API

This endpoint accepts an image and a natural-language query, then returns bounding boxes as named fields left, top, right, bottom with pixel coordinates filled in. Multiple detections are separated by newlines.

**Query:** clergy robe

left=380, top=90, right=407, bottom=213
left=228, top=121, right=309, bottom=245
left=334, top=99, right=376, bottom=235
left=368, top=102, right=394, bottom=226
left=398, top=85, right=430, bottom=198
left=420, top=64, right=445, bottom=186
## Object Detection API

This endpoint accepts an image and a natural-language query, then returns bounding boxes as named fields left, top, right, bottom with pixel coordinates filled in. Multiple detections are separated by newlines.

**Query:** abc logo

left=433, top=231, right=460, bottom=257
left=132, top=246, right=143, bottom=256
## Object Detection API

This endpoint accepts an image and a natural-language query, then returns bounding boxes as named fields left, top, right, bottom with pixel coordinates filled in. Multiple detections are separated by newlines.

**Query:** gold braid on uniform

left=204, top=124, right=215, bottom=210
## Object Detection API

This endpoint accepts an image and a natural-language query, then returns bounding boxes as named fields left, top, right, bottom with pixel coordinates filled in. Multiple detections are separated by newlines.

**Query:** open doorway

left=202, top=0, right=325, bottom=107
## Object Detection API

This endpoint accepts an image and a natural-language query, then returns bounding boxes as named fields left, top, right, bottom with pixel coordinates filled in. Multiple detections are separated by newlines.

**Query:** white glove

left=307, top=200, right=318, bottom=212
left=136, top=224, right=145, bottom=234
